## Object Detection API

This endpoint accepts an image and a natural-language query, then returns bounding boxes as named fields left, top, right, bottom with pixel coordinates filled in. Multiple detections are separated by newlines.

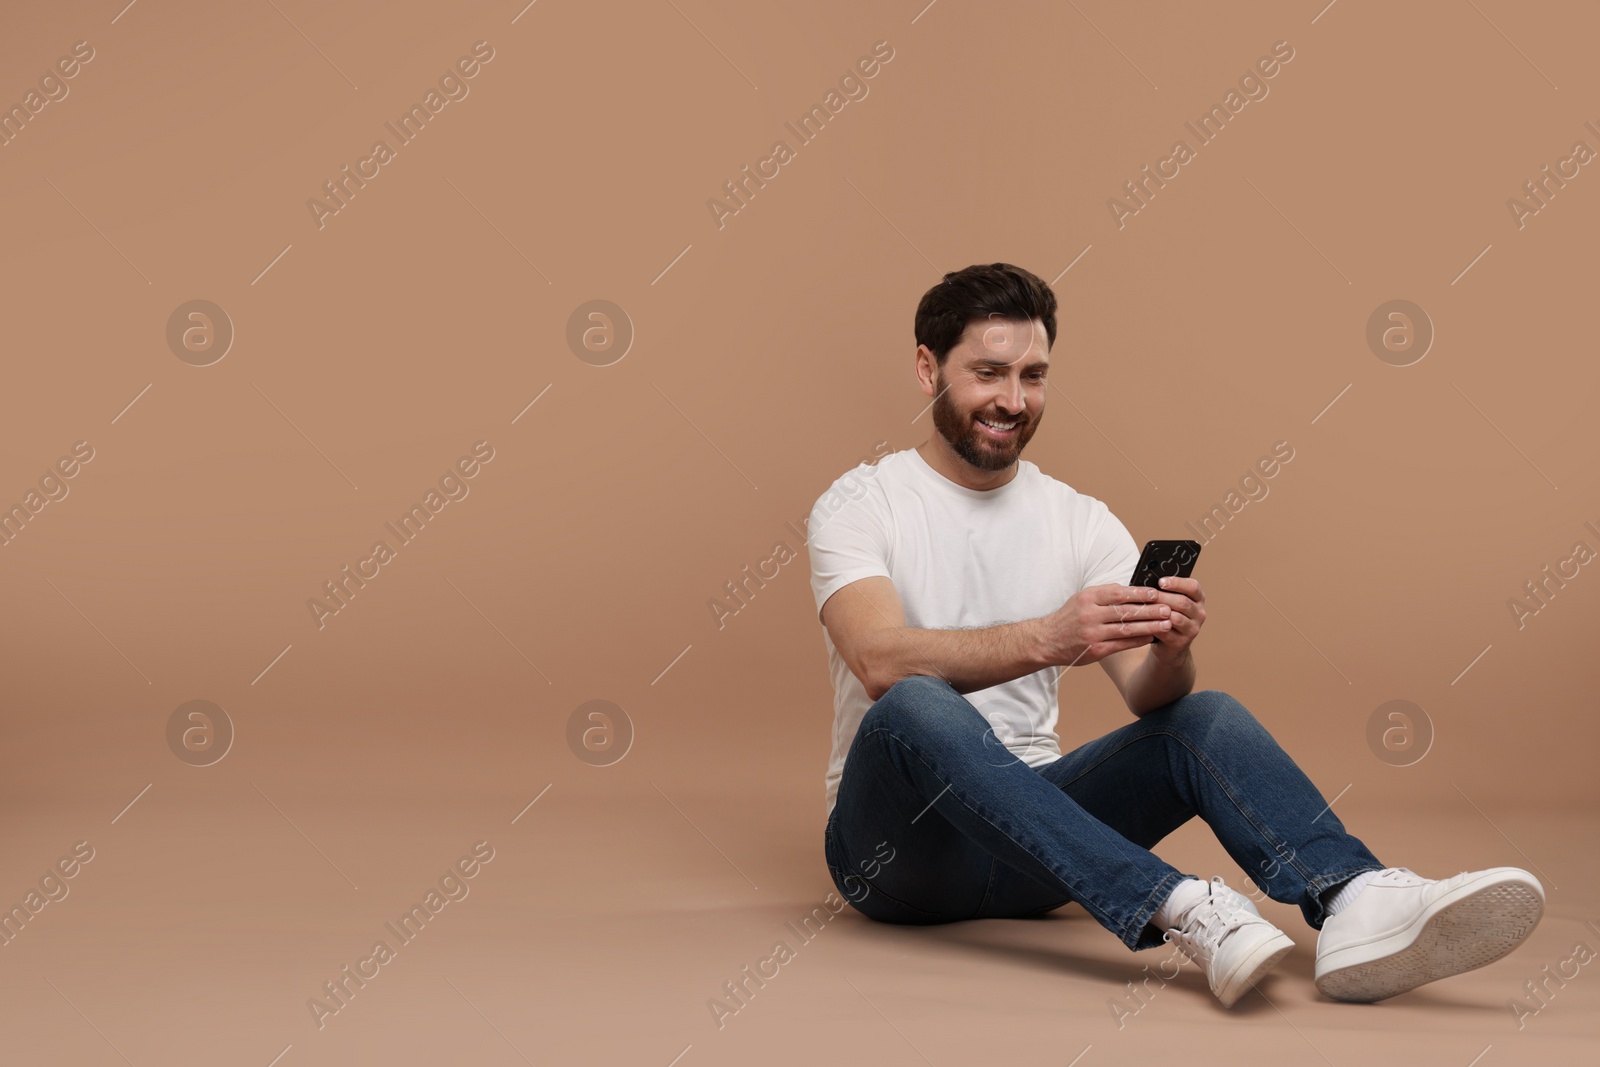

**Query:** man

left=807, top=262, right=1543, bottom=1007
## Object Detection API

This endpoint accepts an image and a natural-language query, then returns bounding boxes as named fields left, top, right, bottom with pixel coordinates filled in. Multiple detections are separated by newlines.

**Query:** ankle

left=1153, top=876, right=1209, bottom=930
left=1323, top=870, right=1381, bottom=917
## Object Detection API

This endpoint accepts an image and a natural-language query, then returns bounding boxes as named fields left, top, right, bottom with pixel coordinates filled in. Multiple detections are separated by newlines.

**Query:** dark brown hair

left=913, top=262, right=1058, bottom=365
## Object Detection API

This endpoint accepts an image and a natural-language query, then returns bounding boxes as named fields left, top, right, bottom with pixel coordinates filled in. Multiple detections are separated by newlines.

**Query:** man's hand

left=1149, top=575, right=1206, bottom=666
left=1040, top=583, right=1174, bottom=669
left=1096, top=576, right=1204, bottom=715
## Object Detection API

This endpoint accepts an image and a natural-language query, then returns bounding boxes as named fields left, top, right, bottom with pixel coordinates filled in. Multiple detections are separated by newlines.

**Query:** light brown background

left=2, top=1, right=1596, bottom=1064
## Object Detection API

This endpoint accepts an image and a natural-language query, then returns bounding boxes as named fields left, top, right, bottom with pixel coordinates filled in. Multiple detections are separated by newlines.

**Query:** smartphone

left=1129, top=539, right=1202, bottom=589
left=1129, top=539, right=1200, bottom=644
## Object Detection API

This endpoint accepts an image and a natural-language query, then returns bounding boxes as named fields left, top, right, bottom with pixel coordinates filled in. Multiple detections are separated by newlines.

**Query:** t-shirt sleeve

left=807, top=476, right=892, bottom=621
left=1077, top=499, right=1142, bottom=591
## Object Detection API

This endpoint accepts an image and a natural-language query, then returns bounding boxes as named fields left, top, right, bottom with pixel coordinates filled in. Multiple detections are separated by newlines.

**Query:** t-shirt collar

left=906, top=446, right=1028, bottom=500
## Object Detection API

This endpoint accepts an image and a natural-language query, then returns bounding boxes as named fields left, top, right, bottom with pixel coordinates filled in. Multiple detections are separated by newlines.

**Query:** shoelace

left=1373, top=867, right=1428, bottom=887
left=1167, top=890, right=1255, bottom=951
left=1205, top=875, right=1255, bottom=912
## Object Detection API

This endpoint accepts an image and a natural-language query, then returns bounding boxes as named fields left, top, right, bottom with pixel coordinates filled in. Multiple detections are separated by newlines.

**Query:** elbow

left=855, top=638, right=937, bottom=702
left=847, top=643, right=888, bottom=702
left=858, top=655, right=901, bottom=703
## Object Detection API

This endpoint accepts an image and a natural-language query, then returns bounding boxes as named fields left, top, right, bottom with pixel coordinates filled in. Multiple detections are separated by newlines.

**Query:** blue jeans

left=823, top=676, right=1383, bottom=950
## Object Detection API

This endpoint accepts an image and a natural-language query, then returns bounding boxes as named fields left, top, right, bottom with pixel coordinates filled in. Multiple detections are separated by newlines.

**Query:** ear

left=914, top=345, right=938, bottom=397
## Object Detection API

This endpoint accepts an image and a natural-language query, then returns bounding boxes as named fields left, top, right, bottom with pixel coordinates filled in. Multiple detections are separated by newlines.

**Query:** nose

left=996, top=372, right=1024, bottom=415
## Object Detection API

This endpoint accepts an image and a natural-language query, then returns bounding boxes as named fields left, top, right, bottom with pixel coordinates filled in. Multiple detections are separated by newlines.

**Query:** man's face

left=930, top=316, right=1049, bottom=471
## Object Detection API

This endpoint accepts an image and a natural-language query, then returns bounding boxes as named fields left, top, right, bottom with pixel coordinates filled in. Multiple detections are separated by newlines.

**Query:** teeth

left=977, top=417, right=1017, bottom=431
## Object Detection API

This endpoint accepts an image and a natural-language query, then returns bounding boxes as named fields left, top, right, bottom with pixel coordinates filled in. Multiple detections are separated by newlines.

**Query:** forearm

left=859, top=617, right=1051, bottom=699
left=1124, top=644, right=1197, bottom=715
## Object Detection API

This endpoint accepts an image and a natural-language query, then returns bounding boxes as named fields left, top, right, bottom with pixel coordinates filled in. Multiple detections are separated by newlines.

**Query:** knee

left=862, top=675, right=975, bottom=734
left=873, top=674, right=954, bottom=710
left=1153, top=689, right=1263, bottom=741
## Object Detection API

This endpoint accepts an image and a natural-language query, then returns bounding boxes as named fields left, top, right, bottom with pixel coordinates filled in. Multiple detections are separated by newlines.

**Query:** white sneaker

left=1314, top=866, right=1544, bottom=1002
left=1163, top=876, right=1296, bottom=1008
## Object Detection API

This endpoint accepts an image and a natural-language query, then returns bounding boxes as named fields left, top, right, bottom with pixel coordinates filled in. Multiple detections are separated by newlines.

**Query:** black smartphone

left=1129, top=539, right=1202, bottom=589
left=1129, top=539, right=1200, bottom=644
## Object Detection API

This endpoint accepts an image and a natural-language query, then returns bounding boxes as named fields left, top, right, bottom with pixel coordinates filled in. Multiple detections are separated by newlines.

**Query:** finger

left=1151, top=591, right=1195, bottom=617
left=1100, top=617, right=1173, bottom=640
left=1159, top=607, right=1205, bottom=644
left=1100, top=602, right=1172, bottom=626
left=1095, top=583, right=1162, bottom=606
left=1155, top=576, right=1201, bottom=600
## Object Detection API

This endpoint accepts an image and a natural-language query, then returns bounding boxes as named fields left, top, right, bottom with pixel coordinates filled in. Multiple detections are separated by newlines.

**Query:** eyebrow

left=973, top=357, right=1050, bottom=370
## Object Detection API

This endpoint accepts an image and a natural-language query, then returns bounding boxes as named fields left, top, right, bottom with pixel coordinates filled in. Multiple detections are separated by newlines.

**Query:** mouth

left=974, top=414, right=1022, bottom=441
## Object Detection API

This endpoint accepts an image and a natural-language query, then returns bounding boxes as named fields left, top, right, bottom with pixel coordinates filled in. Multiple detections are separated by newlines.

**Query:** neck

left=916, top=436, right=1019, bottom=492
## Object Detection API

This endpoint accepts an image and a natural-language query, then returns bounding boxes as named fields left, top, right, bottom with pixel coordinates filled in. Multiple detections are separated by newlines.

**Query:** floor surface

left=5, top=789, right=1594, bottom=1066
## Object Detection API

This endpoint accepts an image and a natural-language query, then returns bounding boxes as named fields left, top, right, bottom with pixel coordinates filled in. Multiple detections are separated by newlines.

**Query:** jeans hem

left=1124, top=870, right=1194, bottom=951
left=1302, top=863, right=1387, bottom=929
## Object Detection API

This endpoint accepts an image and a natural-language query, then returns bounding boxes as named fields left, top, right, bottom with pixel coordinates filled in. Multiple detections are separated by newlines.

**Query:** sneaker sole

left=1314, top=877, right=1543, bottom=1003
left=1216, top=931, right=1295, bottom=1008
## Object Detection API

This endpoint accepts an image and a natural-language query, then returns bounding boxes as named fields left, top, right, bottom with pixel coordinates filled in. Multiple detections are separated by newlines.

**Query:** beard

left=930, top=370, right=1042, bottom=472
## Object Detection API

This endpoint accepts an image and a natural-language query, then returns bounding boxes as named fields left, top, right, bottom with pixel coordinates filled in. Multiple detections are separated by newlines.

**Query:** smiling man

left=808, top=262, right=1544, bottom=1007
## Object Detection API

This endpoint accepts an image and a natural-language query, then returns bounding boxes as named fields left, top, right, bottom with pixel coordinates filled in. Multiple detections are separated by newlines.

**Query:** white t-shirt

left=807, top=447, right=1141, bottom=823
